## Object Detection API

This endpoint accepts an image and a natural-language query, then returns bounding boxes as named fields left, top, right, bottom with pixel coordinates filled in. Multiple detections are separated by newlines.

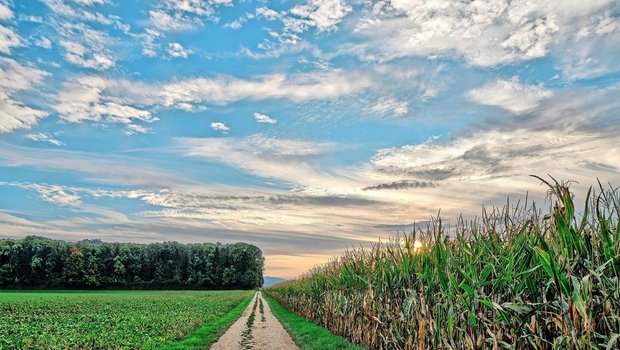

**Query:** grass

left=266, top=178, right=620, bottom=349
left=264, top=293, right=365, bottom=350
left=240, top=294, right=258, bottom=349
left=163, top=292, right=255, bottom=350
left=0, top=290, right=252, bottom=349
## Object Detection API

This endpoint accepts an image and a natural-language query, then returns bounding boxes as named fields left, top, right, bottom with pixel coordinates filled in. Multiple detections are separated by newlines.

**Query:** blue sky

left=0, top=0, right=619, bottom=277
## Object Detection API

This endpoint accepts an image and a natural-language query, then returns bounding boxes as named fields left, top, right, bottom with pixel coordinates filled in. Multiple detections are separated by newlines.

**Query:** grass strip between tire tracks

left=263, top=293, right=364, bottom=350
left=163, top=292, right=255, bottom=350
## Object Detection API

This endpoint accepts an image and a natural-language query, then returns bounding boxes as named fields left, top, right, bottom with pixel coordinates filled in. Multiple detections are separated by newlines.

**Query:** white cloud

left=0, top=3, right=12, bottom=19
left=53, top=69, right=369, bottom=132
left=345, top=0, right=617, bottom=69
left=557, top=12, right=620, bottom=80
left=35, top=37, right=52, bottom=49
left=71, top=0, right=108, bottom=5
left=124, top=123, right=151, bottom=135
left=54, top=76, right=158, bottom=130
left=253, top=0, right=351, bottom=56
left=58, top=23, right=117, bottom=70
left=0, top=24, right=19, bottom=54
left=167, top=42, right=192, bottom=58
left=287, top=0, right=352, bottom=33
left=149, top=10, right=198, bottom=31
left=254, top=112, right=277, bottom=124
left=159, top=70, right=371, bottom=104
left=469, top=78, right=553, bottom=114
left=60, top=40, right=115, bottom=70
left=256, top=7, right=280, bottom=21
left=148, top=0, right=233, bottom=32
left=179, top=134, right=339, bottom=184
left=224, top=18, right=244, bottom=30
left=0, top=58, right=50, bottom=133
left=368, top=97, right=409, bottom=117
left=0, top=99, right=49, bottom=133
left=25, top=132, right=65, bottom=146
left=5, top=182, right=82, bottom=207
left=43, top=0, right=129, bottom=30
left=210, top=122, right=229, bottom=132
left=140, top=29, right=161, bottom=57
left=370, top=129, right=620, bottom=184
left=370, top=83, right=620, bottom=185
left=163, top=0, right=232, bottom=16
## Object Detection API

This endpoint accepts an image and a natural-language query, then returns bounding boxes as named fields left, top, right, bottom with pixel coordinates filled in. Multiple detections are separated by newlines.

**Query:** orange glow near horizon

left=265, top=253, right=334, bottom=279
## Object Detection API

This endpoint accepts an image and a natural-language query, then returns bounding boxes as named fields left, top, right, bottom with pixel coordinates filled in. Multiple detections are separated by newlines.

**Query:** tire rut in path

left=210, top=292, right=300, bottom=350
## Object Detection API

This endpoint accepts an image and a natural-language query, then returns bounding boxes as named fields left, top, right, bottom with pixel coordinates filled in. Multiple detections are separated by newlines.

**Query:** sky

left=0, top=0, right=619, bottom=278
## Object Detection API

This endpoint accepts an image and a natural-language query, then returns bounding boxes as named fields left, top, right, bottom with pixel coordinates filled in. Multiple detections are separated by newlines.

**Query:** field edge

left=162, top=291, right=255, bottom=350
left=263, top=293, right=365, bottom=350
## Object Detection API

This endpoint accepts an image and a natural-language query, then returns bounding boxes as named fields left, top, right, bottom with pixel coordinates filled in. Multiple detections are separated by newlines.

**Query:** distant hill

left=263, top=276, right=286, bottom=287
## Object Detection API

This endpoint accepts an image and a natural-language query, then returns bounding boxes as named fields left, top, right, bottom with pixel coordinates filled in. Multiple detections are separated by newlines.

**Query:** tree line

left=0, top=236, right=264, bottom=289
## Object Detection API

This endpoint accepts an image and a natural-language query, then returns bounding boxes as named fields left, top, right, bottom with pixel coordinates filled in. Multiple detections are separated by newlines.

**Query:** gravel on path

left=210, top=292, right=300, bottom=350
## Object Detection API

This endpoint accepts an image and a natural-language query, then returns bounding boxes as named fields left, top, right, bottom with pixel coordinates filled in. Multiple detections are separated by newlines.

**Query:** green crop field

left=266, top=180, right=620, bottom=349
left=0, top=290, right=252, bottom=349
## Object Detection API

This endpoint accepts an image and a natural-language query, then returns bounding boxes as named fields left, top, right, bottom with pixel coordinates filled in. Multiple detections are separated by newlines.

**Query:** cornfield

left=265, top=178, right=620, bottom=349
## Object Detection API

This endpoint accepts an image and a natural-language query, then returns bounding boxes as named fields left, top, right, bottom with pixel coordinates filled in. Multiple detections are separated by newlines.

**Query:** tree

left=0, top=237, right=264, bottom=290
left=64, top=246, right=85, bottom=287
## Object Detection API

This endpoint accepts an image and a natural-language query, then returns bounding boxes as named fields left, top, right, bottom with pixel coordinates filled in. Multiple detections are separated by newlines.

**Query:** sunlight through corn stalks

left=266, top=178, right=620, bottom=349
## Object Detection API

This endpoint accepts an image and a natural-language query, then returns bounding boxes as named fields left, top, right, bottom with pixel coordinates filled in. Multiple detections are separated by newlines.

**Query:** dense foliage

left=0, top=290, right=252, bottom=349
left=266, top=179, right=620, bottom=349
left=0, top=237, right=264, bottom=289
left=264, top=294, right=364, bottom=350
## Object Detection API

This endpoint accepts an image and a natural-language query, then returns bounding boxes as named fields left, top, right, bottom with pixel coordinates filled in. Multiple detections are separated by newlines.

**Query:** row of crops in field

left=266, top=179, right=620, bottom=349
left=0, top=290, right=251, bottom=349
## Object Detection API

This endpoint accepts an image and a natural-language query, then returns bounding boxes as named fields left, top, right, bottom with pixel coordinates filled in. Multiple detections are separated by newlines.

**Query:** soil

left=210, top=291, right=300, bottom=350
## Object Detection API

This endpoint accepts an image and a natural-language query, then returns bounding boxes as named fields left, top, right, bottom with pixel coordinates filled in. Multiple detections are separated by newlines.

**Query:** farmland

left=266, top=180, right=620, bottom=349
left=0, top=290, right=252, bottom=349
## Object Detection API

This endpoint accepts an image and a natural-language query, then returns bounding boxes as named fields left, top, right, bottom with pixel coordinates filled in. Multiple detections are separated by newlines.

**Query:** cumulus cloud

left=167, top=42, right=192, bottom=58
left=254, top=112, right=277, bottom=124
left=287, top=0, right=352, bottom=33
left=210, top=122, right=229, bottom=132
left=345, top=0, right=618, bottom=70
left=469, top=78, right=552, bottom=114
left=0, top=58, right=50, bottom=133
left=124, top=123, right=151, bottom=135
